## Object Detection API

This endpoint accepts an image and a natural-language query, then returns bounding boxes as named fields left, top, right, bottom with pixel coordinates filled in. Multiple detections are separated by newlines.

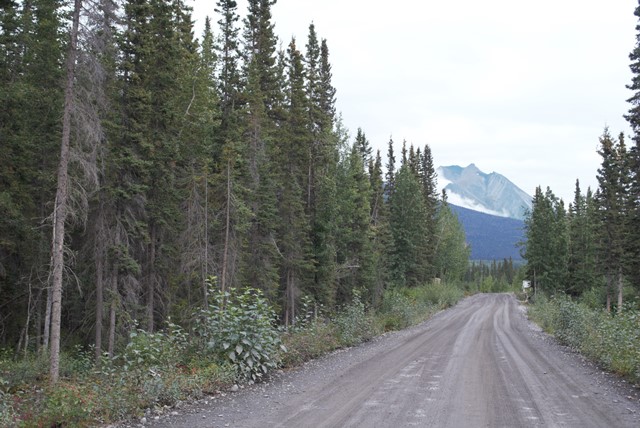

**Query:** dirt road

left=142, top=293, right=640, bottom=427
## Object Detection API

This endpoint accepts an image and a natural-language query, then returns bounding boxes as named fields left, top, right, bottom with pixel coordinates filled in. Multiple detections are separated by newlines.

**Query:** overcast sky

left=191, top=0, right=638, bottom=202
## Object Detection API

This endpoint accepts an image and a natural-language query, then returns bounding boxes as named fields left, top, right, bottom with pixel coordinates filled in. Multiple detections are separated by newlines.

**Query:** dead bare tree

left=49, top=0, right=82, bottom=384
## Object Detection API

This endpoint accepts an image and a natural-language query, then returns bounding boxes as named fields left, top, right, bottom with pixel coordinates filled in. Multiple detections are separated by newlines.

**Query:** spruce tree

left=369, top=150, right=392, bottom=302
left=213, top=0, right=248, bottom=294
left=567, top=180, right=598, bottom=296
left=275, top=38, right=314, bottom=325
left=305, top=24, right=339, bottom=307
left=624, top=1, right=640, bottom=292
left=432, top=199, right=470, bottom=281
left=0, top=0, right=65, bottom=352
left=335, top=143, right=375, bottom=303
left=385, top=137, right=396, bottom=198
left=240, top=0, right=281, bottom=298
left=389, top=165, right=430, bottom=287
left=355, top=128, right=372, bottom=167
left=595, top=129, right=629, bottom=310
left=523, top=186, right=569, bottom=294
left=418, top=144, right=439, bottom=277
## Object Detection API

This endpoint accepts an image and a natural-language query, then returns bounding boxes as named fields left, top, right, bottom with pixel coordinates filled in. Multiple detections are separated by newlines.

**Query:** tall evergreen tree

left=418, top=144, right=439, bottom=277
left=369, top=150, right=392, bottom=302
left=240, top=0, right=281, bottom=297
left=213, top=0, right=248, bottom=294
left=335, top=143, right=375, bottom=303
left=0, top=0, right=65, bottom=352
left=567, top=180, right=599, bottom=296
left=275, top=38, right=314, bottom=325
left=595, top=129, right=629, bottom=311
left=304, top=23, right=339, bottom=307
left=523, top=186, right=569, bottom=294
left=354, top=128, right=372, bottom=167
left=432, top=198, right=470, bottom=281
left=389, top=165, right=430, bottom=287
left=385, top=137, right=396, bottom=198
left=624, top=1, right=640, bottom=292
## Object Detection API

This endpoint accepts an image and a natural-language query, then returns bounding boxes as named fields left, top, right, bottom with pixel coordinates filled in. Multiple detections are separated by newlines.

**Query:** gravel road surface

left=130, top=293, right=640, bottom=427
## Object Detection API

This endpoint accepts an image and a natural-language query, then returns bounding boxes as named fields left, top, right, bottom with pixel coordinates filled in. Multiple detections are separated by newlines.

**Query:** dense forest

left=0, top=0, right=470, bottom=381
left=523, top=128, right=640, bottom=309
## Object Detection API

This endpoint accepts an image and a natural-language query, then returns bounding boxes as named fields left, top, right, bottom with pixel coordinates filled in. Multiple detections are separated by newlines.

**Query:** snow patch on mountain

left=437, top=164, right=532, bottom=220
left=446, top=193, right=510, bottom=218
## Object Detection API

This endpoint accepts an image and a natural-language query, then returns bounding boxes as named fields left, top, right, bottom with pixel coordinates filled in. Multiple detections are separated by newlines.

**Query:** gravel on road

left=116, top=293, right=640, bottom=428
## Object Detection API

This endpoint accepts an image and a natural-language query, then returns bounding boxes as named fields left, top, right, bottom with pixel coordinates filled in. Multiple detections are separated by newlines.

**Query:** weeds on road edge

left=529, top=293, right=640, bottom=385
left=0, top=280, right=466, bottom=426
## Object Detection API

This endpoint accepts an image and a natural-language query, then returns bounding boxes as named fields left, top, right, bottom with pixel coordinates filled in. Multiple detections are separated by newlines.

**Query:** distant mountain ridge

left=437, top=164, right=532, bottom=220
left=449, top=204, right=524, bottom=260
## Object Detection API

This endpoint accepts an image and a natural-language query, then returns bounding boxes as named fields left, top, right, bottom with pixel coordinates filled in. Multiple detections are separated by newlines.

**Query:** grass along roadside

left=527, top=293, right=640, bottom=386
left=0, top=280, right=466, bottom=427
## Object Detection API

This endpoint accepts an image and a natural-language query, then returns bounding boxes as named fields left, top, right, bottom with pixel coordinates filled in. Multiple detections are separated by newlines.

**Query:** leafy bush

left=529, top=295, right=640, bottom=384
left=379, top=289, right=417, bottom=330
left=334, top=290, right=378, bottom=346
left=194, top=282, right=285, bottom=382
left=121, top=320, right=188, bottom=373
left=280, top=321, right=340, bottom=367
left=0, top=377, right=16, bottom=427
left=0, top=353, right=49, bottom=392
left=411, top=281, right=464, bottom=309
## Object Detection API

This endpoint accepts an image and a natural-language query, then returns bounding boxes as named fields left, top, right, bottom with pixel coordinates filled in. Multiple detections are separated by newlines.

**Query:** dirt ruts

left=125, top=293, right=640, bottom=428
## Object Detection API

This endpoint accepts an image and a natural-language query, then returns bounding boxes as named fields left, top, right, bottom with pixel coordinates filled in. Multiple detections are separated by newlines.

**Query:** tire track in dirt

left=137, top=293, right=640, bottom=428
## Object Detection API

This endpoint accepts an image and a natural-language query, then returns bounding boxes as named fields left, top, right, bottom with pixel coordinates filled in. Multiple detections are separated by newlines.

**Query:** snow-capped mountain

left=436, top=164, right=532, bottom=220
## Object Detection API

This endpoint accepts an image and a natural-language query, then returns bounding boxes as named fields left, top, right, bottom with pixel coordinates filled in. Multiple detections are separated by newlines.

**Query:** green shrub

left=579, top=286, right=607, bottom=309
left=334, top=290, right=378, bottom=346
left=379, top=289, right=416, bottom=330
left=280, top=321, right=340, bottom=367
left=413, top=281, right=464, bottom=309
left=529, top=294, right=640, bottom=384
left=0, top=354, right=48, bottom=392
left=194, top=281, right=285, bottom=382
left=121, top=320, right=188, bottom=373
left=0, top=377, right=16, bottom=427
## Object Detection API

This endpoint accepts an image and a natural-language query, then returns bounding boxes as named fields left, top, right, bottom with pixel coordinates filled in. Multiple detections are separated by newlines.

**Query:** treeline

left=522, top=129, right=640, bottom=308
left=523, top=0, right=640, bottom=309
left=464, top=258, right=520, bottom=292
left=0, top=0, right=469, bottom=364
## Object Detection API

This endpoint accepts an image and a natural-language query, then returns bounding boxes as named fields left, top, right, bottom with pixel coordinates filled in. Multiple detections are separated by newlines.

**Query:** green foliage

left=0, top=376, right=16, bottom=427
left=121, top=321, right=188, bottom=373
left=523, top=186, right=569, bottom=294
left=432, top=202, right=470, bottom=280
left=530, top=295, right=640, bottom=384
left=377, top=281, right=465, bottom=331
left=412, top=281, right=465, bottom=309
left=334, top=290, right=378, bottom=346
left=378, top=289, right=417, bottom=330
left=389, top=165, right=430, bottom=287
left=194, top=282, right=284, bottom=382
left=280, top=321, right=340, bottom=367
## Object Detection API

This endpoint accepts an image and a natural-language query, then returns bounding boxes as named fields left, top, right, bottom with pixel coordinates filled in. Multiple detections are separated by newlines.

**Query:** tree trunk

left=203, top=167, right=209, bottom=307
left=617, top=267, right=623, bottom=313
left=108, top=263, right=117, bottom=359
left=221, top=159, right=231, bottom=294
left=606, top=274, right=611, bottom=313
left=49, top=0, right=82, bottom=384
left=146, top=224, right=157, bottom=332
left=95, top=243, right=104, bottom=362
left=42, top=286, right=51, bottom=353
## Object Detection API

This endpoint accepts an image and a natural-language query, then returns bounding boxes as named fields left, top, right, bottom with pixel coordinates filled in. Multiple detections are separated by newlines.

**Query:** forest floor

left=112, top=293, right=640, bottom=428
